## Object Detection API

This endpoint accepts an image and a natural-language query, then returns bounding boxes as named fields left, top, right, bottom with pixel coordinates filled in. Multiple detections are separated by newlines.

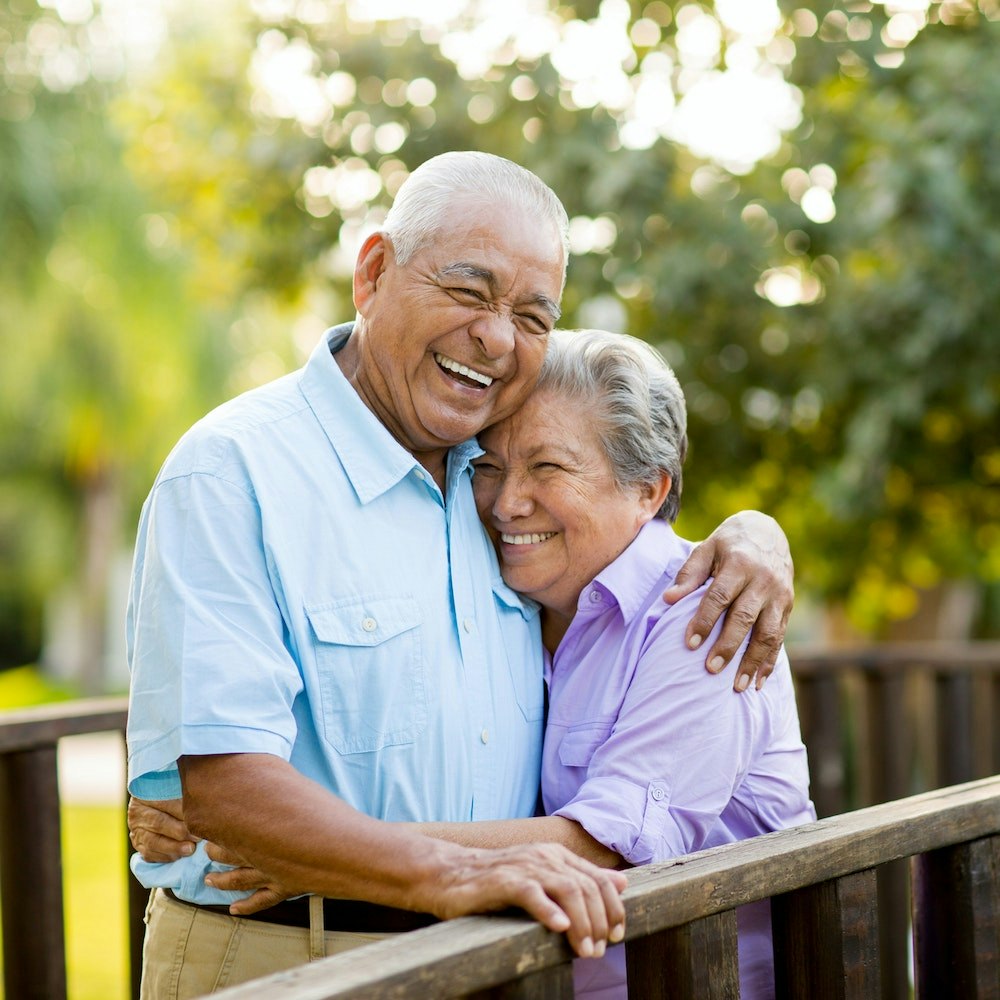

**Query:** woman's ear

left=637, top=473, right=672, bottom=522
left=353, top=232, right=392, bottom=314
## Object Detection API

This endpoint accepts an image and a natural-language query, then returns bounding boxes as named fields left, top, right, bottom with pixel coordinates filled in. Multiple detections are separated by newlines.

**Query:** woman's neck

left=541, top=609, right=574, bottom=655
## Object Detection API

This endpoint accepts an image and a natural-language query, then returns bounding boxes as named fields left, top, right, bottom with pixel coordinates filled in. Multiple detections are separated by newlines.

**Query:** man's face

left=351, top=199, right=565, bottom=458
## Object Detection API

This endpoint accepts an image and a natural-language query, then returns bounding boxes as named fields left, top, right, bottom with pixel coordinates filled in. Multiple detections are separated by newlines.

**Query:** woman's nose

left=493, top=475, right=533, bottom=520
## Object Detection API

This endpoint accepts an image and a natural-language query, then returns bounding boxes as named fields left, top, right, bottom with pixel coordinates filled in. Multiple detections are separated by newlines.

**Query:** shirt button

left=480, top=729, right=489, bottom=744
left=361, top=617, right=377, bottom=632
left=589, top=591, right=601, bottom=603
left=463, top=618, right=474, bottom=633
left=651, top=787, right=665, bottom=801
left=413, top=468, right=425, bottom=480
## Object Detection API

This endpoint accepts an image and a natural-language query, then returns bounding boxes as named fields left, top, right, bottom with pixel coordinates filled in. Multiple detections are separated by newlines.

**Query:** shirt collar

left=300, top=324, right=477, bottom=506
left=589, top=519, right=688, bottom=625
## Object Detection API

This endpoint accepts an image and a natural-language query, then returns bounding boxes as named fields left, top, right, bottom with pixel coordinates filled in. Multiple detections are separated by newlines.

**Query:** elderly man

left=126, top=152, right=793, bottom=997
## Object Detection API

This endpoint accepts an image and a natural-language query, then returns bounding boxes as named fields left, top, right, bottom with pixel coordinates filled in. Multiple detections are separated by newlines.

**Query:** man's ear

left=353, top=232, right=392, bottom=315
left=637, top=473, right=671, bottom=522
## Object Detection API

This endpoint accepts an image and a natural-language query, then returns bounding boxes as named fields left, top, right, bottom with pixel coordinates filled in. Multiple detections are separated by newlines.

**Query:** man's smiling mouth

left=435, top=353, right=494, bottom=388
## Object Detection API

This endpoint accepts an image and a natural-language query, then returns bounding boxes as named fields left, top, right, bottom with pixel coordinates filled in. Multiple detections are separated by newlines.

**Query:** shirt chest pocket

left=306, top=597, right=426, bottom=755
left=557, top=725, right=613, bottom=768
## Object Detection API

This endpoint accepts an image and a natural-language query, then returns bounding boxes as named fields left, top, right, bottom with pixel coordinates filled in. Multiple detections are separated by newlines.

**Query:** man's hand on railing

left=128, top=796, right=199, bottom=862
left=424, top=842, right=627, bottom=958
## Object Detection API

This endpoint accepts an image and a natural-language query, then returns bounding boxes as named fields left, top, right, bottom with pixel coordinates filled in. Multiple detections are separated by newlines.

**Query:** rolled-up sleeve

left=126, top=461, right=302, bottom=798
left=552, top=592, right=758, bottom=865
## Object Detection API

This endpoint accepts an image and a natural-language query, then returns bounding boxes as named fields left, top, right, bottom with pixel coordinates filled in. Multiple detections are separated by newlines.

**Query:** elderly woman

left=131, top=329, right=813, bottom=997
left=444, top=328, right=816, bottom=997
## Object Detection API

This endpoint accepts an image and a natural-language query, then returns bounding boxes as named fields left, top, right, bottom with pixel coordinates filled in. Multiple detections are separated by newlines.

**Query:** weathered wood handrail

left=205, top=777, right=1000, bottom=999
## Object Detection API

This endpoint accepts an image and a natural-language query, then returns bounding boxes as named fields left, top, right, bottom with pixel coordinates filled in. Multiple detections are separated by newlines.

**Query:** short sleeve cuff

left=127, top=724, right=293, bottom=798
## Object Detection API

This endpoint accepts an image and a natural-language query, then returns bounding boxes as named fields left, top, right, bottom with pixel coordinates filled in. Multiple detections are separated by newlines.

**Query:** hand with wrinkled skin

left=664, top=510, right=794, bottom=691
left=128, top=779, right=626, bottom=959
left=127, top=755, right=628, bottom=959
left=202, top=841, right=294, bottom=915
left=208, top=840, right=626, bottom=957
left=129, top=792, right=626, bottom=956
left=128, top=796, right=199, bottom=862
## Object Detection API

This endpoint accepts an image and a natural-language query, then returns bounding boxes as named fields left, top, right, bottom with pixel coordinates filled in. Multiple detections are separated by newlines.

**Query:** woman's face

left=473, top=388, right=664, bottom=623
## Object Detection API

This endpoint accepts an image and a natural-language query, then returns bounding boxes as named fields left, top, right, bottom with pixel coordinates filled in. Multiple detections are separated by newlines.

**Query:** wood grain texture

left=913, top=834, right=1000, bottom=999
left=626, top=910, right=739, bottom=1000
left=772, top=869, right=881, bottom=1000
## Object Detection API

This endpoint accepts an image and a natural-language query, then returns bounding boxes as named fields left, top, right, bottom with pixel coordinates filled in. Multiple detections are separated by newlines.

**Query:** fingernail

left=735, top=674, right=750, bottom=693
left=181, top=843, right=195, bottom=856
left=708, top=655, right=725, bottom=673
left=204, top=876, right=216, bottom=887
left=757, top=676, right=766, bottom=691
left=593, top=940, right=606, bottom=958
left=610, top=923, right=625, bottom=944
left=579, top=937, right=594, bottom=958
left=688, top=634, right=702, bottom=650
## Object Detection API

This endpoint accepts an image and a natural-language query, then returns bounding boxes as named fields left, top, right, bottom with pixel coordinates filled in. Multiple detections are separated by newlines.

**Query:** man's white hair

left=383, top=151, right=570, bottom=287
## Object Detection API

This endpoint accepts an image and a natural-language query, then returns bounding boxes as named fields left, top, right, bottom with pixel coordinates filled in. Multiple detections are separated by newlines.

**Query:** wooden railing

left=0, top=642, right=997, bottom=999
left=792, top=641, right=1000, bottom=998
left=208, top=776, right=1000, bottom=999
left=0, top=696, right=138, bottom=1000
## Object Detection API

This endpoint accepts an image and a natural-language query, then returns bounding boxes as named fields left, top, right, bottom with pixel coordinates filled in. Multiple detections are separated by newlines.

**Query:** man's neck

left=333, top=334, right=449, bottom=493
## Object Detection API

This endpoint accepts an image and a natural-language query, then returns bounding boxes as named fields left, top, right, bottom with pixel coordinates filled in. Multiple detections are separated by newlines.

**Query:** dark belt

left=163, top=888, right=438, bottom=933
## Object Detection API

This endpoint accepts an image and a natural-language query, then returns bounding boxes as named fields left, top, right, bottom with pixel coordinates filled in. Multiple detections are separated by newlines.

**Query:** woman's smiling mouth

left=501, top=532, right=557, bottom=545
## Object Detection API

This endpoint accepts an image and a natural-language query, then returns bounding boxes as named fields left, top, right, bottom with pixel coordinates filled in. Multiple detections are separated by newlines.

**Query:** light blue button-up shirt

left=126, top=325, right=544, bottom=903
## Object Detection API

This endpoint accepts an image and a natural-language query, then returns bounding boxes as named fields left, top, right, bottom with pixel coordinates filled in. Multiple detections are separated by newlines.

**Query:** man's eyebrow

left=439, top=263, right=495, bottom=287
left=438, top=263, right=561, bottom=322
left=530, top=295, right=561, bottom=323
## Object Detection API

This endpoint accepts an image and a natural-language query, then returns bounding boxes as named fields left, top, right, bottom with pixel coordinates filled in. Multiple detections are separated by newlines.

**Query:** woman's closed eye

left=472, top=460, right=504, bottom=476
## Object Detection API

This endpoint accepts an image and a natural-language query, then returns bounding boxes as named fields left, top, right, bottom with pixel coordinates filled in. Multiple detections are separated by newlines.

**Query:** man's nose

left=468, top=308, right=516, bottom=359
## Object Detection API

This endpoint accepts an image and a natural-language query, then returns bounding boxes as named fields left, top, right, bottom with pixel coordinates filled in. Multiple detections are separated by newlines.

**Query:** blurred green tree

left=2, top=0, right=998, bottom=685
left=0, top=0, right=234, bottom=685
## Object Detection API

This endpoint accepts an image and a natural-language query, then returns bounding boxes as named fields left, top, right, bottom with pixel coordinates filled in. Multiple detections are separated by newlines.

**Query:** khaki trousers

left=140, top=889, right=392, bottom=999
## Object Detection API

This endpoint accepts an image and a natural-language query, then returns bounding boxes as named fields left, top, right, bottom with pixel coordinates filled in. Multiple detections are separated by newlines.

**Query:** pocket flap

left=558, top=726, right=612, bottom=767
left=306, top=597, right=422, bottom=647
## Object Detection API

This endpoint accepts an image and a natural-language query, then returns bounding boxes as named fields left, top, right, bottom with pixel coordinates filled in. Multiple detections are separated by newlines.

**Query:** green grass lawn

left=62, top=803, right=130, bottom=1000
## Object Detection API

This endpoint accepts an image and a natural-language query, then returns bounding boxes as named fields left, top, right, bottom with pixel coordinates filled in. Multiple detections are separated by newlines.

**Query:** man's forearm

left=179, top=752, right=464, bottom=912
left=411, top=816, right=624, bottom=869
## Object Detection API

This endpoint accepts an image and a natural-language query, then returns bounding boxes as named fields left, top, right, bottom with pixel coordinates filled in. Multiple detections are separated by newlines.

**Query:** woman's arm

left=411, top=816, right=624, bottom=869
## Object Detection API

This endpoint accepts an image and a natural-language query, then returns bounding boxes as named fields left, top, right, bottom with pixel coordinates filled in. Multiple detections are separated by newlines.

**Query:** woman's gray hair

left=536, top=329, right=688, bottom=522
left=383, top=151, right=570, bottom=287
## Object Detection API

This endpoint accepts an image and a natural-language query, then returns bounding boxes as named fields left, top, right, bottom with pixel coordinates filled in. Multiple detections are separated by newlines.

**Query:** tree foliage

left=2, top=0, right=998, bottom=672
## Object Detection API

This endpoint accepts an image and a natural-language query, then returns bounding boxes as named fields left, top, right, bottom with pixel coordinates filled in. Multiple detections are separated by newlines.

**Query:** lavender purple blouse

left=541, top=519, right=815, bottom=999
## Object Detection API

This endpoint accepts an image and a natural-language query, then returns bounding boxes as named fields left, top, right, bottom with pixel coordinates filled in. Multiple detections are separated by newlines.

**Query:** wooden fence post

left=912, top=834, right=1000, bottom=999
left=0, top=746, right=68, bottom=1000
left=626, top=910, right=740, bottom=1000
left=772, top=868, right=882, bottom=1000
